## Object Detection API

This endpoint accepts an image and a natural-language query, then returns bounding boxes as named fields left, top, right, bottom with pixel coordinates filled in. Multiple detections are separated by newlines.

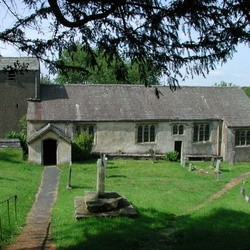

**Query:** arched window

left=179, top=125, right=184, bottom=135
left=150, top=125, right=155, bottom=142
left=247, top=131, right=250, bottom=145
left=137, top=125, right=156, bottom=143
left=205, top=125, right=210, bottom=141
left=240, top=131, right=246, bottom=145
left=173, top=124, right=184, bottom=135
left=173, top=125, right=178, bottom=135
left=137, top=126, right=143, bottom=143
left=235, top=131, right=240, bottom=146
left=193, top=124, right=210, bottom=142
left=193, top=125, right=199, bottom=142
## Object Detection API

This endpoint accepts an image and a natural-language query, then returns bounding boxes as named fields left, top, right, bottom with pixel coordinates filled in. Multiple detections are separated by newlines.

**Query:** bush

left=164, top=151, right=179, bottom=162
left=72, top=132, right=94, bottom=162
left=4, top=115, right=28, bottom=157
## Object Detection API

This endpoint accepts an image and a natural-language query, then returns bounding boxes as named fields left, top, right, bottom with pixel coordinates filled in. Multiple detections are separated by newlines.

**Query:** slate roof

left=27, top=123, right=71, bottom=143
left=0, top=57, right=39, bottom=71
left=27, top=84, right=250, bottom=127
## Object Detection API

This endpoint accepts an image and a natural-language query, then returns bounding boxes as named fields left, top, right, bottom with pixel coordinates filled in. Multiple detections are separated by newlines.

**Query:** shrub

left=164, top=151, right=179, bottom=162
left=72, top=132, right=94, bottom=162
left=4, top=115, right=28, bottom=157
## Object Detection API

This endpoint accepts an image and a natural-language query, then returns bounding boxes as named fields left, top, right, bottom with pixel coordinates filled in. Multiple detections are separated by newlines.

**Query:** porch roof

left=27, top=123, right=71, bottom=144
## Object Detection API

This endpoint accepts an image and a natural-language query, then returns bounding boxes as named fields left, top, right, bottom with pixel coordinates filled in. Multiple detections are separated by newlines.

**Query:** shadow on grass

left=0, top=151, right=23, bottom=163
left=175, top=208, right=250, bottom=250
left=107, top=175, right=127, bottom=178
left=54, top=207, right=250, bottom=250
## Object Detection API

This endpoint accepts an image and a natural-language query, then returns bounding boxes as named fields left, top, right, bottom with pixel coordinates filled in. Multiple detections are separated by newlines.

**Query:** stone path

left=7, top=165, right=61, bottom=250
left=189, top=172, right=250, bottom=213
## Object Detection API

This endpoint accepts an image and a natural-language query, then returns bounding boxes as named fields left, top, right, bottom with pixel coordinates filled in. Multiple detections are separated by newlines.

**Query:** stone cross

left=97, top=158, right=105, bottom=198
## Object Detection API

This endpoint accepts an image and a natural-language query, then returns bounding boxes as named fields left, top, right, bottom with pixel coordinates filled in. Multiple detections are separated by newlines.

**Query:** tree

left=242, top=87, right=250, bottom=98
left=213, top=81, right=236, bottom=87
left=55, top=43, right=161, bottom=84
left=1, top=1, right=250, bottom=88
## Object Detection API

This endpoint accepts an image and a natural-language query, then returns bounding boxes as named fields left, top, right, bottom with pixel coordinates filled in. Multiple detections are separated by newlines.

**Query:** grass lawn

left=51, top=159, right=250, bottom=250
left=0, top=149, right=43, bottom=248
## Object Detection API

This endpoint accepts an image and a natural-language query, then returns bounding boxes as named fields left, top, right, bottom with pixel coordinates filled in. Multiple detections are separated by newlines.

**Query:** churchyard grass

left=0, top=149, right=43, bottom=248
left=51, top=159, right=250, bottom=249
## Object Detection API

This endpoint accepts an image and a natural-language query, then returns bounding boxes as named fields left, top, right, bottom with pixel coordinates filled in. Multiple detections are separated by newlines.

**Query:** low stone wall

left=0, top=139, right=22, bottom=149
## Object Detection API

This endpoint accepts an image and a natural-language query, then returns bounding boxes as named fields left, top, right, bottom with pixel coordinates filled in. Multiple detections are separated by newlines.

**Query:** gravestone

left=215, top=159, right=221, bottom=173
left=67, top=162, right=73, bottom=189
left=230, top=151, right=235, bottom=165
left=241, top=186, right=245, bottom=197
left=210, top=157, right=215, bottom=168
left=215, top=160, right=221, bottom=182
left=189, top=163, right=193, bottom=172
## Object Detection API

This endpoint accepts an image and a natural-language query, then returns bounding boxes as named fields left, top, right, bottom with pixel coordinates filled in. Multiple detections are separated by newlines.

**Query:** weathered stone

left=86, top=197, right=123, bottom=213
left=97, top=159, right=105, bottom=197
left=74, top=192, right=138, bottom=219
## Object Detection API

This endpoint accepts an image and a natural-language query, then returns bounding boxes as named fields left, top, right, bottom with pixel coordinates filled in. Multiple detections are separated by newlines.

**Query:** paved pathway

left=7, top=165, right=61, bottom=250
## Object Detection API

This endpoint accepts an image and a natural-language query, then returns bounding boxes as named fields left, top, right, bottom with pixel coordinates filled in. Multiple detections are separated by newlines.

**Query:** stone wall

left=0, top=139, right=22, bottom=149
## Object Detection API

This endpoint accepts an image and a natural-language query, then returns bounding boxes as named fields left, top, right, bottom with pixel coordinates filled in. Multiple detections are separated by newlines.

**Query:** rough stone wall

left=27, top=120, right=231, bottom=163
left=92, top=120, right=221, bottom=157
left=0, top=139, right=21, bottom=149
left=0, top=71, right=38, bottom=137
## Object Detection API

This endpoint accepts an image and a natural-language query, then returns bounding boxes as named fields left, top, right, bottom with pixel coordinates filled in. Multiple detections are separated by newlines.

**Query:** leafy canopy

left=55, top=43, right=161, bottom=84
left=1, top=0, right=250, bottom=88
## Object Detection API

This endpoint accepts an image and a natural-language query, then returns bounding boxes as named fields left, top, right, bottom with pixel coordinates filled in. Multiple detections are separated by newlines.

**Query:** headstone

left=245, top=195, right=250, bottom=202
left=216, top=171, right=221, bottom=182
left=182, top=157, right=186, bottom=167
left=215, top=159, right=221, bottom=173
left=67, top=162, right=72, bottom=189
left=230, top=151, right=235, bottom=165
left=189, top=163, right=193, bottom=172
left=241, top=186, right=245, bottom=197
left=149, top=149, right=156, bottom=163
left=97, top=159, right=105, bottom=198
left=210, top=157, right=215, bottom=168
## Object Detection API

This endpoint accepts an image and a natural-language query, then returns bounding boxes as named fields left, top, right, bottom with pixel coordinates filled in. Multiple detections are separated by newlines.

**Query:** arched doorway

left=43, top=139, right=57, bottom=165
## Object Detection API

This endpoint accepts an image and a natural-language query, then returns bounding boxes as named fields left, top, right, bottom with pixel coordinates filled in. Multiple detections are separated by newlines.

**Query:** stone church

left=26, top=84, right=250, bottom=165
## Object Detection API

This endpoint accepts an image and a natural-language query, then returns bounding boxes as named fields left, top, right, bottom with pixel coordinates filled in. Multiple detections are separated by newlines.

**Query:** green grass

left=0, top=149, right=43, bottom=248
left=2, top=151, right=250, bottom=249
left=51, top=159, right=250, bottom=249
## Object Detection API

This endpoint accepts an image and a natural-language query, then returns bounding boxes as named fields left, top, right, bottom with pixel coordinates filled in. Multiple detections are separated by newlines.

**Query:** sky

left=1, top=1, right=250, bottom=87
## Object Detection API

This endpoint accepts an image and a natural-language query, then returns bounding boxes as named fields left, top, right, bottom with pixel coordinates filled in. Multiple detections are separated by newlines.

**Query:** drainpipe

left=35, top=70, right=40, bottom=99
left=217, top=122, right=221, bottom=156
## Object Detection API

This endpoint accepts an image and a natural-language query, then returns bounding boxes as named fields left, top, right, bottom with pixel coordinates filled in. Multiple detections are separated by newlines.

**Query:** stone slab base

left=74, top=191, right=138, bottom=219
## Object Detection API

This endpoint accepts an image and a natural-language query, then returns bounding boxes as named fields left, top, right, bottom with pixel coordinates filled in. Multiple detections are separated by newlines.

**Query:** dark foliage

left=1, top=0, right=250, bottom=87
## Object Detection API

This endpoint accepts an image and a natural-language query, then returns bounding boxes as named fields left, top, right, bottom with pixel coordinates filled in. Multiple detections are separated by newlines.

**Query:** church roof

left=27, top=84, right=250, bottom=127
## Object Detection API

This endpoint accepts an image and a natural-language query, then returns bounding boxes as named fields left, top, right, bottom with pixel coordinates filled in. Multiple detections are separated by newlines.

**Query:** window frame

left=235, top=130, right=250, bottom=146
left=74, top=124, right=96, bottom=137
left=193, top=123, right=210, bottom=142
left=172, top=124, right=184, bottom=135
left=137, top=124, right=156, bottom=143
